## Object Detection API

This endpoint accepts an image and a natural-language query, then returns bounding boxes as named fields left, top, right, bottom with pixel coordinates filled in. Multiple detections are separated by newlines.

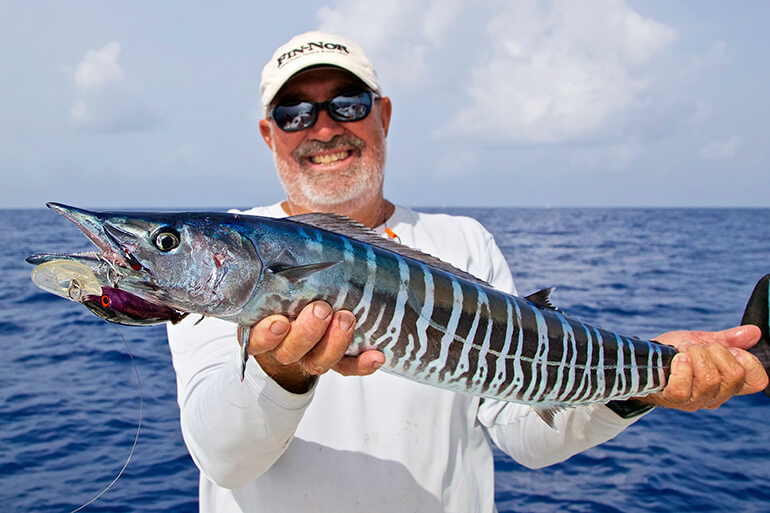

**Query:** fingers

left=247, top=302, right=385, bottom=382
left=249, top=301, right=338, bottom=367
left=333, top=350, right=386, bottom=377
left=655, top=326, right=761, bottom=351
left=659, top=353, right=695, bottom=409
left=271, top=302, right=335, bottom=364
left=247, top=314, right=291, bottom=354
left=716, top=325, right=762, bottom=350
left=651, top=326, right=767, bottom=411
left=658, top=342, right=755, bottom=411
left=729, top=347, right=770, bottom=394
left=687, top=343, right=743, bottom=408
left=298, top=310, right=385, bottom=376
left=301, top=311, right=357, bottom=374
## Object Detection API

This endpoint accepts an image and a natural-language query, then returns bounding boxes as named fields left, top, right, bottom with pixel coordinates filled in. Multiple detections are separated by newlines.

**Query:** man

left=167, top=31, right=768, bottom=513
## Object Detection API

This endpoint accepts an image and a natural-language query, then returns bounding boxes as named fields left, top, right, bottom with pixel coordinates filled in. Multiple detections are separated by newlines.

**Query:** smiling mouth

left=295, top=134, right=366, bottom=167
left=308, top=150, right=353, bottom=166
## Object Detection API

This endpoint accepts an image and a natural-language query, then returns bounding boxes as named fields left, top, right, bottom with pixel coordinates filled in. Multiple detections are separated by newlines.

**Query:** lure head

left=32, top=203, right=262, bottom=317
left=28, top=259, right=188, bottom=325
left=82, top=286, right=188, bottom=326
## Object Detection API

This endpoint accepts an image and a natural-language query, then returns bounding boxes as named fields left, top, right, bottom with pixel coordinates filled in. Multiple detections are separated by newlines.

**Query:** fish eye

left=153, top=228, right=180, bottom=252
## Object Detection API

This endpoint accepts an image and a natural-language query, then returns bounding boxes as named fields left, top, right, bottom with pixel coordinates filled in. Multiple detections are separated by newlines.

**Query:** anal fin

left=532, top=405, right=566, bottom=430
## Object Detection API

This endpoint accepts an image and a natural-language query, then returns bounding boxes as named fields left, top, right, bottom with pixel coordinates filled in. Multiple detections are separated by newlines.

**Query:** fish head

left=43, top=203, right=261, bottom=316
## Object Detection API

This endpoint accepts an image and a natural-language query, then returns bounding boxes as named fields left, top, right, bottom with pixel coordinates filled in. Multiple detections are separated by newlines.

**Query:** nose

left=306, top=109, right=345, bottom=141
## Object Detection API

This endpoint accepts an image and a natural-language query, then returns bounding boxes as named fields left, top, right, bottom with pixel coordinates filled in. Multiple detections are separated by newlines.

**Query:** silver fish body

left=28, top=204, right=770, bottom=412
left=234, top=214, right=675, bottom=407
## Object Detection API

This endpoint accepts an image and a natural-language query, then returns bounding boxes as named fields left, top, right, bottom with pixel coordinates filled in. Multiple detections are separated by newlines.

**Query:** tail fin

left=740, top=274, right=770, bottom=397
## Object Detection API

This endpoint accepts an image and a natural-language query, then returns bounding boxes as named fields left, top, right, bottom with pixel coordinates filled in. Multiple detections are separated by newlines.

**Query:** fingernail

left=313, top=302, right=331, bottom=319
left=270, top=320, right=288, bottom=335
left=728, top=347, right=743, bottom=358
left=372, top=360, right=384, bottom=370
left=338, top=313, right=355, bottom=331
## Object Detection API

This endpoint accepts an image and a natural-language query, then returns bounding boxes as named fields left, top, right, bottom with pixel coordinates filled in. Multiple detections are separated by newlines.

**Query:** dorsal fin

left=288, top=213, right=491, bottom=287
left=525, top=287, right=558, bottom=310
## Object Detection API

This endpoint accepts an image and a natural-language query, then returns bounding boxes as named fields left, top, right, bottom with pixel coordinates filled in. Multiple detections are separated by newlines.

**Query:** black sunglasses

left=270, top=90, right=376, bottom=132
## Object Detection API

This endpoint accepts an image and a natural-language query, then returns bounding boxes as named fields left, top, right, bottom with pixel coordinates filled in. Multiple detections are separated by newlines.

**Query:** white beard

left=273, top=134, right=386, bottom=212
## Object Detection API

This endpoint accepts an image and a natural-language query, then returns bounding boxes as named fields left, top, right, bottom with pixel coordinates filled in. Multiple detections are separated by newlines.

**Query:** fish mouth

left=41, top=202, right=147, bottom=274
left=26, top=252, right=102, bottom=265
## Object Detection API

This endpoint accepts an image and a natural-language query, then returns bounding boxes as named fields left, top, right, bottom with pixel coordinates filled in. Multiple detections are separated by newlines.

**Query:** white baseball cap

left=260, top=30, right=382, bottom=116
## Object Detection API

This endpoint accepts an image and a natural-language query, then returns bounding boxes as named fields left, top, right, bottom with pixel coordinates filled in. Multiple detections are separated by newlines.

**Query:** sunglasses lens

left=272, top=91, right=374, bottom=132
left=272, top=102, right=317, bottom=132
left=329, top=92, right=373, bottom=122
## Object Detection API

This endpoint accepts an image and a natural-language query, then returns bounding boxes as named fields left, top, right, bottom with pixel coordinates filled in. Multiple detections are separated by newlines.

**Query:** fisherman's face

left=259, top=67, right=392, bottom=211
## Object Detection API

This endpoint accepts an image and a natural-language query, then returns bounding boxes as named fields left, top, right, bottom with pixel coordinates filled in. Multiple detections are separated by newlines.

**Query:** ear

left=259, top=119, right=274, bottom=150
left=378, top=96, right=392, bottom=137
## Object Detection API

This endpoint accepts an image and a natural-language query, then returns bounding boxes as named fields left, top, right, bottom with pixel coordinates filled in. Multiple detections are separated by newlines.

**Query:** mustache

left=293, top=134, right=366, bottom=160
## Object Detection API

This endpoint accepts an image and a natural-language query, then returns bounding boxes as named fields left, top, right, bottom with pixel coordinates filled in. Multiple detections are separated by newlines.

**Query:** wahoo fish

left=28, top=203, right=770, bottom=423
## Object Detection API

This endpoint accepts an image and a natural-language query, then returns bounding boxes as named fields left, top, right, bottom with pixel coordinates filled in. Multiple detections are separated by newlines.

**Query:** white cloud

left=69, top=42, right=159, bottom=133
left=316, top=0, right=463, bottom=90
left=447, top=0, right=678, bottom=144
left=313, top=0, right=741, bottom=184
left=74, top=41, right=123, bottom=90
left=698, top=136, right=743, bottom=160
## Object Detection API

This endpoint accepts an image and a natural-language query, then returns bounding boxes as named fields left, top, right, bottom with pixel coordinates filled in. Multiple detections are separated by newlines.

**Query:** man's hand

left=643, top=326, right=768, bottom=411
left=245, top=301, right=385, bottom=393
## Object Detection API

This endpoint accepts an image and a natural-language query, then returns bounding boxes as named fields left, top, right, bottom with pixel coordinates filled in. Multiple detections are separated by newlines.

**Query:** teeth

left=310, top=151, right=348, bottom=165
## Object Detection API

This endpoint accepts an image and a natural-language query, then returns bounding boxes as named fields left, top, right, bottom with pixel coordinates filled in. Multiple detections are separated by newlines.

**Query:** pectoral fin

left=267, top=262, right=339, bottom=283
left=237, top=324, right=252, bottom=382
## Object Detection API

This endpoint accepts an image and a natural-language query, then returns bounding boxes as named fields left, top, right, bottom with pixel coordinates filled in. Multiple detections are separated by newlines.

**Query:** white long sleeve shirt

left=167, top=203, right=643, bottom=513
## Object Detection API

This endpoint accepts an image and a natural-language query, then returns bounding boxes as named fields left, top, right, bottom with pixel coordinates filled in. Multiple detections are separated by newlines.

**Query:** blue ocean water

left=1, top=207, right=768, bottom=512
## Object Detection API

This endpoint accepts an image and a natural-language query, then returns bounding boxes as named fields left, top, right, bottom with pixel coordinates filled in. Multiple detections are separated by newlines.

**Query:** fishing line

left=70, top=323, right=143, bottom=513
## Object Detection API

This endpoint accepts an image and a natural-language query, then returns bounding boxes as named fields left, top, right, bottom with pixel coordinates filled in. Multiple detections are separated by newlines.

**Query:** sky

left=1, top=0, right=769, bottom=209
